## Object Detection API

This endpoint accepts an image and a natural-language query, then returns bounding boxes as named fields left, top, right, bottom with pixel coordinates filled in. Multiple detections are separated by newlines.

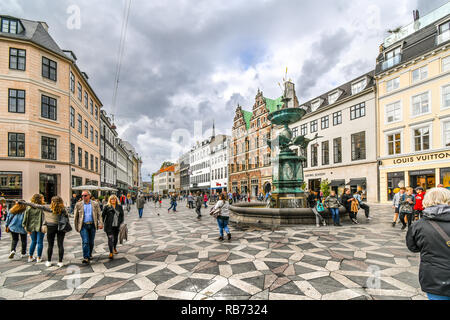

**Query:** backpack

left=316, top=201, right=325, bottom=213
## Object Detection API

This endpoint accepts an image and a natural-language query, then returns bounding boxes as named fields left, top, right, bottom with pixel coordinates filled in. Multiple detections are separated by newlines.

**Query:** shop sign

left=388, top=151, right=450, bottom=165
left=305, top=173, right=326, bottom=178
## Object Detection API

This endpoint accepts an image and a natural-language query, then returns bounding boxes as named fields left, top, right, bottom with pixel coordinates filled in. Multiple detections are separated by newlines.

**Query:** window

left=70, top=107, right=75, bottom=128
left=78, top=147, right=82, bottom=167
left=311, top=99, right=322, bottom=111
left=310, top=120, right=318, bottom=133
left=333, top=137, right=342, bottom=163
left=300, top=147, right=307, bottom=168
left=70, top=72, right=75, bottom=93
left=385, top=101, right=401, bottom=123
left=41, top=136, right=57, bottom=160
left=333, top=111, right=342, bottom=126
left=438, top=21, right=450, bottom=44
left=84, top=91, right=88, bottom=108
left=386, top=77, right=400, bottom=92
left=321, top=116, right=329, bottom=129
left=351, top=131, right=366, bottom=161
left=78, top=82, right=83, bottom=101
left=311, top=144, right=318, bottom=167
left=42, top=57, right=57, bottom=81
left=387, top=132, right=402, bottom=155
left=351, top=78, right=367, bottom=95
left=85, top=152, right=89, bottom=169
left=95, top=130, right=98, bottom=146
left=328, top=91, right=340, bottom=105
left=84, top=120, right=88, bottom=138
left=412, top=66, right=428, bottom=83
left=443, top=121, right=450, bottom=147
left=411, top=92, right=430, bottom=116
left=442, top=84, right=450, bottom=109
left=41, top=95, right=57, bottom=120
left=8, top=133, right=25, bottom=157
left=95, top=157, right=99, bottom=173
left=292, top=127, right=298, bottom=137
left=77, top=114, right=82, bottom=133
left=9, top=48, right=26, bottom=70
left=1, top=18, right=20, bottom=33
left=300, top=124, right=307, bottom=136
left=350, top=102, right=365, bottom=120
left=70, top=143, right=75, bottom=164
left=8, top=89, right=25, bottom=113
left=90, top=155, right=94, bottom=171
left=95, top=106, right=98, bottom=120
left=90, top=126, right=94, bottom=142
left=443, top=56, right=450, bottom=72
left=414, top=126, right=430, bottom=151
left=383, top=47, right=401, bottom=70
left=322, top=141, right=329, bottom=165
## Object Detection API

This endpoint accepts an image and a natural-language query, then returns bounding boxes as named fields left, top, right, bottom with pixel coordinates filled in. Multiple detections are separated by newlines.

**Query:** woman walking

left=203, top=193, right=208, bottom=208
left=22, top=194, right=45, bottom=263
left=211, top=193, right=231, bottom=241
left=44, top=196, right=70, bottom=267
left=102, top=195, right=124, bottom=259
left=399, top=187, right=416, bottom=230
left=5, top=202, right=28, bottom=259
left=406, top=187, right=450, bottom=300
left=325, top=190, right=342, bottom=226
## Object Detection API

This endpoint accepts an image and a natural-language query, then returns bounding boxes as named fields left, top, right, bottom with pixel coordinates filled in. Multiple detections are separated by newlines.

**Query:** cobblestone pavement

left=0, top=199, right=426, bottom=300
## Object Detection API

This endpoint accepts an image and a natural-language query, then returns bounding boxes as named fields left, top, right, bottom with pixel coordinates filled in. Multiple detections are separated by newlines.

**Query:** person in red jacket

left=414, top=187, right=426, bottom=221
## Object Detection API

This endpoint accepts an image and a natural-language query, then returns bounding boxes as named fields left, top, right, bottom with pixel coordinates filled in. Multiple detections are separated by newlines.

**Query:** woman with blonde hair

left=406, top=187, right=450, bottom=300
left=22, top=194, right=45, bottom=263
left=45, top=196, right=70, bottom=267
left=5, top=202, right=28, bottom=259
left=102, top=195, right=124, bottom=259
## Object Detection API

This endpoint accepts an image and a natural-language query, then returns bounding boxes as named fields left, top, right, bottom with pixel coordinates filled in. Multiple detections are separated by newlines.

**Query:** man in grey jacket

left=136, top=195, right=145, bottom=219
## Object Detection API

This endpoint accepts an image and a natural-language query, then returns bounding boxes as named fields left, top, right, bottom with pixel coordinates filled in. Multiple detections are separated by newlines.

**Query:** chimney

left=413, top=9, right=420, bottom=30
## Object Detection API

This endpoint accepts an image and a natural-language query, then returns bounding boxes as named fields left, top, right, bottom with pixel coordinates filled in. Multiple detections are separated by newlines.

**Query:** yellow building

left=375, top=4, right=450, bottom=203
left=0, top=16, right=102, bottom=205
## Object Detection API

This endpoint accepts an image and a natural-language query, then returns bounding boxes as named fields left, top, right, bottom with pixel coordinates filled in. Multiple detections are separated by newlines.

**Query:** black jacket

left=307, top=194, right=321, bottom=208
left=340, top=194, right=353, bottom=211
left=406, top=205, right=450, bottom=296
left=102, top=204, right=124, bottom=234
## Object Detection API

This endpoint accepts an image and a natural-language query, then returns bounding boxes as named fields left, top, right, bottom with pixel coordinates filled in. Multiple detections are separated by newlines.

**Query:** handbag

left=41, top=223, right=48, bottom=234
left=316, top=201, right=325, bottom=213
left=210, top=201, right=224, bottom=218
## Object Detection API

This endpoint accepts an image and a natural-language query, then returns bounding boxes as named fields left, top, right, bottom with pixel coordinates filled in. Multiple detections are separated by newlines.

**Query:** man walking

left=74, top=190, right=103, bottom=264
left=136, top=194, right=145, bottom=219
left=187, top=193, right=194, bottom=209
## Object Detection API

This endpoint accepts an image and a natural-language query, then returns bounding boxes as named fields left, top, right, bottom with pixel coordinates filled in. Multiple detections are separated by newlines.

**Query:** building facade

left=190, top=139, right=211, bottom=194
left=116, top=138, right=129, bottom=196
left=285, top=74, right=379, bottom=202
left=376, top=3, right=450, bottom=203
left=0, top=16, right=101, bottom=205
left=100, top=110, right=117, bottom=189
left=174, top=162, right=180, bottom=193
left=229, top=89, right=283, bottom=198
left=179, top=151, right=190, bottom=195
left=210, top=134, right=230, bottom=194
left=154, top=165, right=175, bottom=195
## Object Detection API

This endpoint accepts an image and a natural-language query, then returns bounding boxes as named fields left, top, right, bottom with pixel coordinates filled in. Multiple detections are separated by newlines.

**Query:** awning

left=348, top=178, right=367, bottom=186
left=329, top=179, right=346, bottom=187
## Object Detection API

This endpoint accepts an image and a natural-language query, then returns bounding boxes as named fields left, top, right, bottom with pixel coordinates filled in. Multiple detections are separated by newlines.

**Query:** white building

left=190, top=138, right=212, bottom=193
left=210, top=134, right=230, bottom=194
left=153, top=165, right=175, bottom=195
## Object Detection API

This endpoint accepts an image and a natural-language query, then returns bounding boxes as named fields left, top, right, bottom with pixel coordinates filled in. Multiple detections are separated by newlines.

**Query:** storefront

left=348, top=178, right=367, bottom=199
left=39, top=173, right=59, bottom=204
left=329, top=179, right=345, bottom=196
left=379, top=150, right=450, bottom=203
left=0, top=171, right=23, bottom=199
left=251, top=179, right=259, bottom=197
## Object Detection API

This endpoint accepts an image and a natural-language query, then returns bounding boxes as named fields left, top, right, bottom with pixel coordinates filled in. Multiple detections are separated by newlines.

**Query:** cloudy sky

left=2, top=0, right=448, bottom=179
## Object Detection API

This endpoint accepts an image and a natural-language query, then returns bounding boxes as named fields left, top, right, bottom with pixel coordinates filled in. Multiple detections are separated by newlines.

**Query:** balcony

left=382, top=54, right=402, bottom=71
left=437, top=30, right=450, bottom=45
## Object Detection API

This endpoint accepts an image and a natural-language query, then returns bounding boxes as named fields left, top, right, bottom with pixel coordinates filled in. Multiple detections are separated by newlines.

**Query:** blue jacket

left=5, top=211, right=27, bottom=234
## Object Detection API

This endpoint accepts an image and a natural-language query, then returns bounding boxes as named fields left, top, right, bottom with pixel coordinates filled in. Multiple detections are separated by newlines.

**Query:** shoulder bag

left=316, top=201, right=325, bottom=213
left=210, top=201, right=224, bottom=218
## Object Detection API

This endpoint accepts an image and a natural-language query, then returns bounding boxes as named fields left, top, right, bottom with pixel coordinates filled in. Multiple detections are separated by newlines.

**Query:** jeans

left=47, top=225, right=65, bottom=262
left=80, top=223, right=96, bottom=259
left=29, top=231, right=45, bottom=258
left=107, top=227, right=120, bottom=253
left=11, top=232, right=27, bottom=254
left=312, top=207, right=325, bottom=225
left=217, top=217, right=230, bottom=238
left=168, top=202, right=177, bottom=211
left=427, top=293, right=450, bottom=300
left=330, top=208, right=340, bottom=225
left=204, top=201, right=207, bottom=208
left=138, top=208, right=143, bottom=218
left=188, top=201, right=194, bottom=209
left=360, top=203, right=370, bottom=218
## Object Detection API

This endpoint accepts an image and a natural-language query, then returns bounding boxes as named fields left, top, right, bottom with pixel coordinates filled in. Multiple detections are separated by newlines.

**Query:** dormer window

left=382, top=46, right=402, bottom=70
left=351, top=78, right=367, bottom=95
left=437, top=20, right=450, bottom=45
left=328, top=90, right=342, bottom=105
left=1, top=17, right=23, bottom=34
left=311, top=98, right=323, bottom=112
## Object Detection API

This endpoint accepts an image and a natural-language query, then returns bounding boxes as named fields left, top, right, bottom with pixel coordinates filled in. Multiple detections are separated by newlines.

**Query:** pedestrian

left=102, top=195, right=124, bottom=260
left=126, top=194, right=131, bottom=214
left=210, top=193, right=231, bottom=241
left=5, top=201, right=28, bottom=259
left=399, top=187, right=416, bottom=231
left=414, top=187, right=426, bottom=221
left=325, top=190, right=342, bottom=226
left=22, top=194, right=45, bottom=263
left=204, top=193, right=209, bottom=208
left=158, top=194, right=162, bottom=208
left=307, top=190, right=326, bottom=227
left=187, top=193, right=194, bottom=209
left=355, top=191, right=371, bottom=220
left=406, top=187, right=450, bottom=300
left=136, top=194, right=145, bottom=218
left=44, top=196, right=71, bottom=267
left=73, top=190, right=103, bottom=264
left=70, top=193, right=77, bottom=215
left=341, top=188, right=358, bottom=224
left=168, top=193, right=178, bottom=213
left=195, top=191, right=202, bottom=219
left=392, top=187, right=406, bottom=227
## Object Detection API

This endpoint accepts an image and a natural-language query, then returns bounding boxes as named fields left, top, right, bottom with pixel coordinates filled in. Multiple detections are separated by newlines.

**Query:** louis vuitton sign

left=388, top=151, right=450, bottom=165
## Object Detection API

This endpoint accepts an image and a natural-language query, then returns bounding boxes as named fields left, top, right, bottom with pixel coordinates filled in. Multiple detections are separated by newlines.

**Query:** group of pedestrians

left=391, top=186, right=427, bottom=230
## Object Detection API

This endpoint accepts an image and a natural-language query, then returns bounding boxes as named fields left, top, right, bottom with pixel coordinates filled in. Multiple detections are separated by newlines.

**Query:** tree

left=320, top=179, right=331, bottom=198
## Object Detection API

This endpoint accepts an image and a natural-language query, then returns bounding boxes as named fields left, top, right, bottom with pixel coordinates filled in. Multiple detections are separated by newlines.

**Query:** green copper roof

left=242, top=110, right=252, bottom=130
left=264, top=96, right=283, bottom=113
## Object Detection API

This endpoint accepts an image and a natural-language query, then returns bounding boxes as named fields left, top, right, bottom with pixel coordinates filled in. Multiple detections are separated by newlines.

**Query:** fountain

left=229, top=80, right=348, bottom=227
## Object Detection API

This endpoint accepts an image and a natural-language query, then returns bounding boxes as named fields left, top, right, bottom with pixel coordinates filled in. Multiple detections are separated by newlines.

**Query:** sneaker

left=392, top=222, right=396, bottom=227
left=227, top=233, right=231, bottom=240
left=337, top=223, right=343, bottom=227
left=367, top=216, right=372, bottom=220
left=36, top=257, right=42, bottom=263
left=45, top=261, right=52, bottom=267
left=28, top=255, right=35, bottom=262
left=322, top=221, right=327, bottom=226
left=113, top=249, right=118, bottom=254
left=354, top=219, right=359, bottom=224
left=218, top=236, right=224, bottom=241
left=401, top=225, right=406, bottom=231
left=82, top=258, right=89, bottom=264
left=8, top=251, right=15, bottom=259
left=57, top=262, right=64, bottom=268
left=316, top=224, right=320, bottom=227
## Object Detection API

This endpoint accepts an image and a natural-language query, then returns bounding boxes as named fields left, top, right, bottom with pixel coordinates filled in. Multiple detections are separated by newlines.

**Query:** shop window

left=387, top=172, right=405, bottom=201
left=440, top=168, right=450, bottom=189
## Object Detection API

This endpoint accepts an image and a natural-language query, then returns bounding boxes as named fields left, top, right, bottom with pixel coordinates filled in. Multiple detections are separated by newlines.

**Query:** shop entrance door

left=308, top=179, right=321, bottom=192
left=40, top=173, right=58, bottom=204
left=409, top=170, right=435, bottom=191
